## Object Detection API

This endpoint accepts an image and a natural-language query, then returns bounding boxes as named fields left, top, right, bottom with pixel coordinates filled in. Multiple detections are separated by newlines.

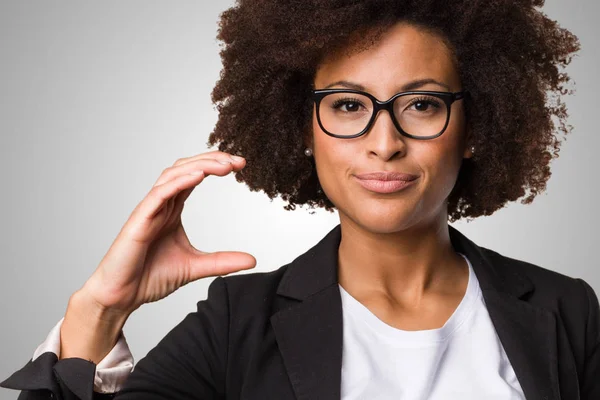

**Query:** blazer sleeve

left=21, top=316, right=134, bottom=393
left=1, top=276, right=230, bottom=400
left=577, top=278, right=600, bottom=400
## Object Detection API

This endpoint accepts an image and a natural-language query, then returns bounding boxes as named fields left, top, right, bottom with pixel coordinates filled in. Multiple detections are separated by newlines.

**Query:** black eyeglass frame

left=311, top=88, right=469, bottom=140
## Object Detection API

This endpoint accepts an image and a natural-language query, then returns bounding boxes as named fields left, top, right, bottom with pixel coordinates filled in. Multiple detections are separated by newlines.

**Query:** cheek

left=313, top=123, right=339, bottom=167
left=311, top=116, right=355, bottom=199
left=422, top=123, right=466, bottom=197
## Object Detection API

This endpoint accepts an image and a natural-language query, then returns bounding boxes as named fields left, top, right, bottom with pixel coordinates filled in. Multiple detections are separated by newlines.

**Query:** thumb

left=187, top=251, right=257, bottom=282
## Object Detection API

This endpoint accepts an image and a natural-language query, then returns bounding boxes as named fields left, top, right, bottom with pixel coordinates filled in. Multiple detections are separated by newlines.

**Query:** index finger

left=173, top=150, right=245, bottom=167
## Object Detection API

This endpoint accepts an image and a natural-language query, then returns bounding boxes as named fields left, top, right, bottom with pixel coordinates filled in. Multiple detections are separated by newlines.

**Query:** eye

left=406, top=97, right=442, bottom=112
left=331, top=97, right=367, bottom=112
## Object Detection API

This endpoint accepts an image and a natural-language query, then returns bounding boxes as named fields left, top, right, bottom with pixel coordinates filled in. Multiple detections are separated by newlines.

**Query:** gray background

left=0, top=1, right=598, bottom=398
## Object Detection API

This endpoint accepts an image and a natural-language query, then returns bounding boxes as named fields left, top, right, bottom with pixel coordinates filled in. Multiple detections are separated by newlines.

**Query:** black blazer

left=2, top=224, right=600, bottom=400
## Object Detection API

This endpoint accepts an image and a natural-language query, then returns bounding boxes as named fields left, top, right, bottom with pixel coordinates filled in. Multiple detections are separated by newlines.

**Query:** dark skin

left=308, top=22, right=474, bottom=330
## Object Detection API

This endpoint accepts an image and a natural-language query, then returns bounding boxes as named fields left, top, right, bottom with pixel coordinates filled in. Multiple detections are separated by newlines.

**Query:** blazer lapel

left=271, top=226, right=344, bottom=400
left=449, top=226, right=561, bottom=400
left=271, top=224, right=561, bottom=400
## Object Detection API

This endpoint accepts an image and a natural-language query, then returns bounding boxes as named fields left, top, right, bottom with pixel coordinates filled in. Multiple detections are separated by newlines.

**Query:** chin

left=343, top=203, right=421, bottom=235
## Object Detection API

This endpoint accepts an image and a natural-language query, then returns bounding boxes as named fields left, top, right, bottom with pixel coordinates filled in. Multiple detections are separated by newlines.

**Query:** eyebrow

left=322, top=78, right=451, bottom=92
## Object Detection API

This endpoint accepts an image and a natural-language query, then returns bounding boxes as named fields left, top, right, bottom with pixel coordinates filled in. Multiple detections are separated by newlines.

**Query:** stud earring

left=304, top=148, right=313, bottom=157
left=470, top=146, right=476, bottom=154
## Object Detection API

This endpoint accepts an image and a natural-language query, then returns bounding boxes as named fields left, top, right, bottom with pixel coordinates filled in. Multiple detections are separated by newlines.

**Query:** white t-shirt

left=338, top=253, right=525, bottom=399
left=33, top=254, right=526, bottom=398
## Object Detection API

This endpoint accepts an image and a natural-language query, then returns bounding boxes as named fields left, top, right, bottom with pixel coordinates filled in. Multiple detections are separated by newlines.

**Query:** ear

left=302, top=127, right=314, bottom=151
left=462, top=121, right=474, bottom=159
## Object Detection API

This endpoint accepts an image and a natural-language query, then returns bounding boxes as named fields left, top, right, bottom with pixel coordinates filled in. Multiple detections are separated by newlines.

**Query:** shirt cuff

left=33, top=317, right=135, bottom=393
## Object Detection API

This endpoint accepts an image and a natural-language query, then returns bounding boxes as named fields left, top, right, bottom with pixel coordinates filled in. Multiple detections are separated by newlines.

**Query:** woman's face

left=311, top=21, right=472, bottom=234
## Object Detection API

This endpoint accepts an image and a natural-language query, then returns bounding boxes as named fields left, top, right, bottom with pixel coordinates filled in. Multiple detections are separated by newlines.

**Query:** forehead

left=314, top=22, right=461, bottom=94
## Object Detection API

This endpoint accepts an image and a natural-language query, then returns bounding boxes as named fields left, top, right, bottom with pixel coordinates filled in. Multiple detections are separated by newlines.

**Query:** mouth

left=353, top=172, right=419, bottom=194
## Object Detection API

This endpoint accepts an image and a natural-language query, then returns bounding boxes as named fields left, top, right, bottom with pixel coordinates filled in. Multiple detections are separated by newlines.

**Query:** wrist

left=71, top=286, right=132, bottom=328
left=60, top=290, right=131, bottom=363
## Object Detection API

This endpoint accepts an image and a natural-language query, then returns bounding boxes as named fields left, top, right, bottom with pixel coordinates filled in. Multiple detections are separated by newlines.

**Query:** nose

left=364, top=108, right=407, bottom=161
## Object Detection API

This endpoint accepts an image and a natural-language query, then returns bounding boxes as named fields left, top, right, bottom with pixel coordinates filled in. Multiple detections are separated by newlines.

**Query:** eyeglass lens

left=318, top=92, right=449, bottom=137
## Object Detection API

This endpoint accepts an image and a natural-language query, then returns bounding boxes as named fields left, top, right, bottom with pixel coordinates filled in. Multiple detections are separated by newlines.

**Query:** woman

left=2, top=0, right=597, bottom=399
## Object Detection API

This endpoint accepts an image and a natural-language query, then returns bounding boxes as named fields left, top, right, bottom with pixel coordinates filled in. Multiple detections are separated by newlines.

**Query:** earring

left=470, top=146, right=476, bottom=154
left=304, top=147, right=313, bottom=157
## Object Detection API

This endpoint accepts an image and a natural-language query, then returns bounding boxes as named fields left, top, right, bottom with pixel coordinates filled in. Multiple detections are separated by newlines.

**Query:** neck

left=337, top=211, right=464, bottom=300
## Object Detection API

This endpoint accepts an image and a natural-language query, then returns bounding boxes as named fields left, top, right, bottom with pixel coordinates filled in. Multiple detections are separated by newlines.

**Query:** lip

left=354, top=172, right=419, bottom=181
left=353, top=171, right=419, bottom=194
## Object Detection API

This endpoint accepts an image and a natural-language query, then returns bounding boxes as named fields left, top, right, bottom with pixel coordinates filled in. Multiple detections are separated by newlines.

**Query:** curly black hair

left=207, top=0, right=580, bottom=222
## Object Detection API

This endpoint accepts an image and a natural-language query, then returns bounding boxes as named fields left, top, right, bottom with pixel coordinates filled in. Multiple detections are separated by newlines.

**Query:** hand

left=79, top=150, right=256, bottom=318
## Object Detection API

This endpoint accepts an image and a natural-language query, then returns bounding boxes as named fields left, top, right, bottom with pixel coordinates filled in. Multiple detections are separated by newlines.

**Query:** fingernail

left=218, top=159, right=233, bottom=165
left=231, top=155, right=244, bottom=162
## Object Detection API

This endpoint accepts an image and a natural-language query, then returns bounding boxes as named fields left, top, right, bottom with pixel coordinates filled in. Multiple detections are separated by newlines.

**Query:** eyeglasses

left=311, top=88, right=468, bottom=140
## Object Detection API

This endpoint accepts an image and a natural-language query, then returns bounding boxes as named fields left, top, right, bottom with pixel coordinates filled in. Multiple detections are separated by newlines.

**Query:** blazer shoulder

left=481, top=246, right=600, bottom=334
left=480, top=246, right=600, bottom=346
left=221, top=262, right=290, bottom=292
left=217, top=263, right=291, bottom=314
left=481, top=246, right=585, bottom=297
